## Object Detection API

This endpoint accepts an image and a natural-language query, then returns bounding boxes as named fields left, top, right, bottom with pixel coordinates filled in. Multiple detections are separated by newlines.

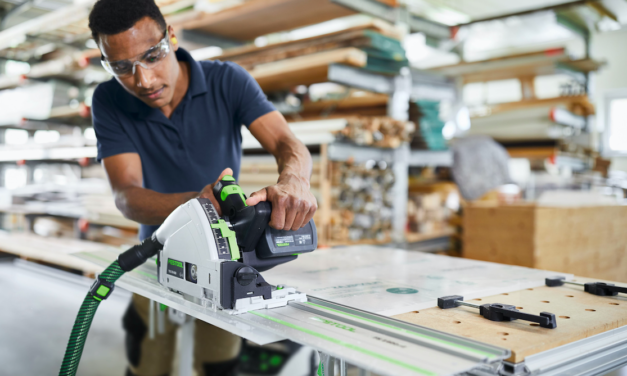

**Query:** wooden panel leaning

left=463, top=203, right=627, bottom=283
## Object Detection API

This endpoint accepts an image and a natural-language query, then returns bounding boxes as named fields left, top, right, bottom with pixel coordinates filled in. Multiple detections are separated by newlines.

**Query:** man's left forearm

left=246, top=111, right=318, bottom=230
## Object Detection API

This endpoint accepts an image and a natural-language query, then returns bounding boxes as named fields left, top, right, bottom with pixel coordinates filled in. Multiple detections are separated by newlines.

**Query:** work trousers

left=123, top=294, right=242, bottom=376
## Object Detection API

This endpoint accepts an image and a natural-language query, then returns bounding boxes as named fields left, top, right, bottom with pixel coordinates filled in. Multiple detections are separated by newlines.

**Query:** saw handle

left=212, top=175, right=248, bottom=217
left=212, top=175, right=272, bottom=254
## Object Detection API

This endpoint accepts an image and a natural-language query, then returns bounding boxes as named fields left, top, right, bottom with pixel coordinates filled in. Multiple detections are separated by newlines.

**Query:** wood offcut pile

left=407, top=181, right=457, bottom=234
left=328, top=160, right=395, bottom=243
left=334, top=116, right=415, bottom=148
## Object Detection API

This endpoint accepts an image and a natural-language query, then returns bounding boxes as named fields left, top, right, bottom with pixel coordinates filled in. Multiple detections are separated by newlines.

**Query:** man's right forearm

left=114, top=186, right=198, bottom=225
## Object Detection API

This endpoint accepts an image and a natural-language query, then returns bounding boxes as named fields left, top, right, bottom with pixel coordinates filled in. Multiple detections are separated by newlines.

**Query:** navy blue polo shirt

left=92, top=48, right=275, bottom=240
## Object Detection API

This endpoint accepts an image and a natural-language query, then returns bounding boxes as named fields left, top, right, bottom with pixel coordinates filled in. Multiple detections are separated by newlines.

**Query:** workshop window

left=604, top=92, right=627, bottom=155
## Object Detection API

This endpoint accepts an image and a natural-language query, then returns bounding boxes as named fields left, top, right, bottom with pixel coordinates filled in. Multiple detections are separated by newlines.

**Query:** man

left=88, top=0, right=317, bottom=375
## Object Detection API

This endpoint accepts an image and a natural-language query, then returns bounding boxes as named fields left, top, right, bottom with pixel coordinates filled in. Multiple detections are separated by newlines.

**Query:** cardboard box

left=463, top=203, right=627, bottom=283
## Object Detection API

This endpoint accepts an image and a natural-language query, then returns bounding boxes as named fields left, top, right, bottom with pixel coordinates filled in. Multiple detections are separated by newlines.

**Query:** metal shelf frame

left=326, top=64, right=455, bottom=243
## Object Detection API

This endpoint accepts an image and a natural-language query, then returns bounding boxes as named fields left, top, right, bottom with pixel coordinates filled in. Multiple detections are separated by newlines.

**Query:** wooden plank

left=473, top=95, right=596, bottom=117
left=185, top=0, right=356, bottom=41
left=405, top=228, right=454, bottom=243
left=250, top=48, right=367, bottom=92
left=506, top=146, right=557, bottom=159
left=216, top=19, right=400, bottom=62
left=393, top=279, right=627, bottom=363
left=302, top=94, right=389, bottom=113
left=429, top=49, right=605, bottom=84
left=0, top=232, right=114, bottom=275
left=319, top=143, right=331, bottom=244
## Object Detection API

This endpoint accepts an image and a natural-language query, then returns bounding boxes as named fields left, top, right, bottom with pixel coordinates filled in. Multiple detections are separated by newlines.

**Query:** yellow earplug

left=171, top=36, right=178, bottom=44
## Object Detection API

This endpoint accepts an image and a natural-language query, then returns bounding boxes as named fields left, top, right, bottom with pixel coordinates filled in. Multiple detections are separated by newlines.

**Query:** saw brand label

left=167, top=258, right=184, bottom=279
left=274, top=236, right=294, bottom=245
left=310, top=316, right=355, bottom=332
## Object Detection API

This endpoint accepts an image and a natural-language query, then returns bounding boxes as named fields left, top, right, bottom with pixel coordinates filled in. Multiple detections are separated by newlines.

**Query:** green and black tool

left=59, top=176, right=317, bottom=376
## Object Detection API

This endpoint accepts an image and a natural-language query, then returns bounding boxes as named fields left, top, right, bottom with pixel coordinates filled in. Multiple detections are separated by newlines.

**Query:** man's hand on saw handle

left=198, top=168, right=234, bottom=215
left=199, top=168, right=317, bottom=231
left=247, top=173, right=317, bottom=231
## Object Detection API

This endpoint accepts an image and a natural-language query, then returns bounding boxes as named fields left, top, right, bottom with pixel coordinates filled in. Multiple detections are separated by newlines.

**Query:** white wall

left=590, top=27, right=627, bottom=171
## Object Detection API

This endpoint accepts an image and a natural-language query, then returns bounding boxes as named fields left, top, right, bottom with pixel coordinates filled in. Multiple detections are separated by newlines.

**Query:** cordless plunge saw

left=58, top=175, right=317, bottom=376
left=156, top=175, right=317, bottom=313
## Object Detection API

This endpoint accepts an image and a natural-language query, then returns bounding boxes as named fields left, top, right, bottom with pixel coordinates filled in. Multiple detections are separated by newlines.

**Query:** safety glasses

left=101, top=30, right=171, bottom=77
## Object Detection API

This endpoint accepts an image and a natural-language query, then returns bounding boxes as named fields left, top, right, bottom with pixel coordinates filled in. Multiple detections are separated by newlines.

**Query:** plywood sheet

left=0, top=232, right=116, bottom=275
left=393, top=278, right=627, bottom=363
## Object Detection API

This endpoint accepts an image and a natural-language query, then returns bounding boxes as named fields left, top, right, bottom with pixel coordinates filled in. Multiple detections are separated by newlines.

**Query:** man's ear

left=168, top=25, right=179, bottom=51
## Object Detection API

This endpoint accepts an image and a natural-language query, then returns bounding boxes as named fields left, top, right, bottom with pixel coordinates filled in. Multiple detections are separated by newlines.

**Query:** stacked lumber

left=184, top=0, right=357, bottom=42
left=215, top=21, right=407, bottom=92
left=407, top=181, right=458, bottom=236
left=328, top=160, right=395, bottom=242
left=250, top=48, right=367, bottom=92
left=410, top=100, right=448, bottom=150
left=334, top=116, right=415, bottom=148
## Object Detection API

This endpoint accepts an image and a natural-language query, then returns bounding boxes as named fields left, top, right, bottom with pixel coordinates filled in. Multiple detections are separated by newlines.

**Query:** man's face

left=98, top=17, right=179, bottom=109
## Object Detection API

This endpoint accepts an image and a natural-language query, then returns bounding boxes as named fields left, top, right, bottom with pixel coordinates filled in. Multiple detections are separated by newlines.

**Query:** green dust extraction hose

left=58, top=235, right=163, bottom=376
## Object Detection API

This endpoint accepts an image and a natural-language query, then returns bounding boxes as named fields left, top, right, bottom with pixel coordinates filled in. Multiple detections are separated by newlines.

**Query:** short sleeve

left=224, top=62, right=276, bottom=127
left=92, top=85, right=137, bottom=162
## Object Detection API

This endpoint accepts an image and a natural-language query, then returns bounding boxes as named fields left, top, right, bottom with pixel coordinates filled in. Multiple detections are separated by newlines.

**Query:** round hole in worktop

left=609, top=303, right=619, bottom=306
left=559, top=316, right=570, bottom=319
left=585, top=309, right=596, bottom=312
left=541, top=301, right=550, bottom=303
left=530, top=323, right=540, bottom=327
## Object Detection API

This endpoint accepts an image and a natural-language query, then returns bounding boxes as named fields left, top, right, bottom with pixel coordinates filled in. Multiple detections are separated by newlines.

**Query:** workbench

left=2, top=232, right=625, bottom=375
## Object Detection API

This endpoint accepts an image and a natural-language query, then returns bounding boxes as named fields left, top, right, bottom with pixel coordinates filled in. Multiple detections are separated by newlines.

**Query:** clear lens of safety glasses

left=101, top=32, right=171, bottom=77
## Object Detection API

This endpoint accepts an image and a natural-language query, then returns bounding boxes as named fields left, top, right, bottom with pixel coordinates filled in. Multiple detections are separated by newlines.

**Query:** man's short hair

left=88, top=0, right=166, bottom=43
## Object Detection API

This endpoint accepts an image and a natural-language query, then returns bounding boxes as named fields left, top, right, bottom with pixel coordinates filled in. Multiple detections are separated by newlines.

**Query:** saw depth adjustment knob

left=236, top=266, right=258, bottom=286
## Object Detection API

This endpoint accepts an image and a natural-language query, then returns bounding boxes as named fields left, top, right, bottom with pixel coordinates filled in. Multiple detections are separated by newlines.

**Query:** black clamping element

left=89, top=276, right=115, bottom=302
left=480, top=304, right=557, bottom=329
left=585, top=282, right=625, bottom=296
left=545, top=276, right=566, bottom=287
left=545, top=276, right=626, bottom=296
left=437, top=295, right=557, bottom=329
left=438, top=295, right=463, bottom=309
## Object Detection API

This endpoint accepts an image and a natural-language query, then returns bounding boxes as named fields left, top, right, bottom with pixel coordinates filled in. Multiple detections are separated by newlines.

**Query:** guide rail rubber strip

left=244, top=295, right=510, bottom=376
